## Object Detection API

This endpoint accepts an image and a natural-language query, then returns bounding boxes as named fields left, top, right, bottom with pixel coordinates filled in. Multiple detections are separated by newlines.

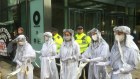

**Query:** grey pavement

left=0, top=60, right=39, bottom=79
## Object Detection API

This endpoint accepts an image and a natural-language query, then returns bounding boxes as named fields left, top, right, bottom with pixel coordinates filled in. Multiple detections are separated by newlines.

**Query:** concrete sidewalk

left=0, top=60, right=39, bottom=79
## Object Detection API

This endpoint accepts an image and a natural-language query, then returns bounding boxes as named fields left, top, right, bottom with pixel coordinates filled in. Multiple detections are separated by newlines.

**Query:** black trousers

left=56, top=58, right=60, bottom=76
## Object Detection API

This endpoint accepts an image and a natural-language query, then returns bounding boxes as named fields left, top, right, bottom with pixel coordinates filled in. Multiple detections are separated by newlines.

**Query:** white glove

left=16, top=60, right=22, bottom=66
left=113, top=68, right=127, bottom=74
left=120, top=68, right=125, bottom=72
left=90, top=57, right=103, bottom=62
left=113, top=63, right=132, bottom=74
left=62, top=57, right=72, bottom=61
left=49, top=56, right=55, bottom=60
left=120, top=64, right=133, bottom=73
left=96, top=61, right=110, bottom=66
left=53, top=54, right=60, bottom=59
left=81, top=58, right=90, bottom=62
left=113, top=70, right=121, bottom=74
left=113, top=65, right=133, bottom=74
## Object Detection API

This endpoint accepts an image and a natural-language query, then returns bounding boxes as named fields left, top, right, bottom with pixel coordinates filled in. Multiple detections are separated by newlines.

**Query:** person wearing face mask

left=10, top=27, right=29, bottom=68
left=40, top=32, right=59, bottom=79
left=55, top=29, right=80, bottom=79
left=81, top=28, right=110, bottom=79
left=109, top=26, right=139, bottom=79
left=13, top=35, right=36, bottom=79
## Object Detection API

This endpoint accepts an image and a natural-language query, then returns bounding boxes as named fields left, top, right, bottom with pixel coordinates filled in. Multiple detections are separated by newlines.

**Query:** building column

left=64, top=0, right=68, bottom=28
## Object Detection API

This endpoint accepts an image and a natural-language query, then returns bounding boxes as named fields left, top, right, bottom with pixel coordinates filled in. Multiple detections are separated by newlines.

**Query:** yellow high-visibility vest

left=53, top=33, right=63, bottom=53
left=75, top=33, right=91, bottom=53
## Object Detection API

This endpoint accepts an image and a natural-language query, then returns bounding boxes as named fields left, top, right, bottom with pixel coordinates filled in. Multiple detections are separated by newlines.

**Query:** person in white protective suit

left=81, top=28, right=110, bottom=79
left=13, top=35, right=36, bottom=79
left=40, top=32, right=59, bottom=79
left=110, top=26, right=139, bottom=79
left=56, top=29, right=80, bottom=79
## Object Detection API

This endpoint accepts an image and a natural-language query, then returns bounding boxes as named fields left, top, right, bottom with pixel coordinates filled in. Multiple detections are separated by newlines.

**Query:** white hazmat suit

left=110, top=26, right=139, bottom=79
left=58, top=29, right=80, bottom=79
left=13, top=35, right=36, bottom=79
left=40, top=32, right=59, bottom=79
left=82, top=28, right=110, bottom=79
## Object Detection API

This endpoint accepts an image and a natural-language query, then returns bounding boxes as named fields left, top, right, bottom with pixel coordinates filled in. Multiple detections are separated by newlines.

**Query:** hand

left=61, top=57, right=71, bottom=61
left=113, top=70, right=120, bottom=74
left=61, top=58, right=67, bottom=62
left=81, top=58, right=90, bottom=63
left=96, top=62, right=106, bottom=66
left=120, top=68, right=125, bottom=72
left=18, top=62, right=22, bottom=66
left=90, top=57, right=103, bottom=62
left=50, top=56, right=55, bottom=60
left=90, top=58, right=96, bottom=62
left=96, top=61, right=110, bottom=66
left=113, top=68, right=126, bottom=74
left=16, top=60, right=22, bottom=66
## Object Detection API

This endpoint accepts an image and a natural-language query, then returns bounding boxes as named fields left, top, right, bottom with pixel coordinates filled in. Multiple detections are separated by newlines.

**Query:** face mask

left=92, top=34, right=98, bottom=41
left=64, top=36, right=71, bottom=41
left=18, top=42, right=25, bottom=45
left=115, top=34, right=125, bottom=42
left=45, top=36, right=49, bottom=41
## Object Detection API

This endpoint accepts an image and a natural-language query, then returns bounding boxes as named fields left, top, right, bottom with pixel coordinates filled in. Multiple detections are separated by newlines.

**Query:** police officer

left=52, top=29, right=63, bottom=53
left=75, top=26, right=91, bottom=79
left=75, top=26, right=91, bottom=54
left=51, top=28, right=63, bottom=77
